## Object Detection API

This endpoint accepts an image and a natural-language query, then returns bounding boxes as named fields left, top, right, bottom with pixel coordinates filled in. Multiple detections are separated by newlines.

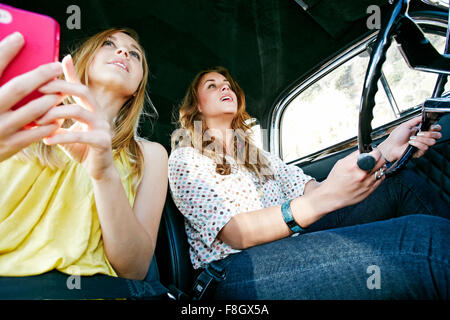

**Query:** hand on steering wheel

left=378, top=116, right=442, bottom=162
left=357, top=0, right=450, bottom=176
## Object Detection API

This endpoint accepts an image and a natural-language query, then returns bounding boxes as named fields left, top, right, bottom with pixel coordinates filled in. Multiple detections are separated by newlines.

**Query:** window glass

left=245, top=118, right=264, bottom=149
left=382, top=34, right=448, bottom=112
left=281, top=32, right=447, bottom=162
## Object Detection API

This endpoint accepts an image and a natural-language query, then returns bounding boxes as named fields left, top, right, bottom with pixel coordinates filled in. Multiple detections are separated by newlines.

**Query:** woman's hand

left=318, top=149, right=386, bottom=211
left=0, top=32, right=63, bottom=162
left=37, top=55, right=115, bottom=180
left=378, top=116, right=442, bottom=162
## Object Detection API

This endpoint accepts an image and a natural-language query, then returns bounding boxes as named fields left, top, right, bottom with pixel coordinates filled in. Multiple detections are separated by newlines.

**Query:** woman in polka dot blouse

left=168, top=66, right=449, bottom=299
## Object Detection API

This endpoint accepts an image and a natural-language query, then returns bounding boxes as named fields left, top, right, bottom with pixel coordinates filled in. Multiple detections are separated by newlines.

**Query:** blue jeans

left=214, top=170, right=450, bottom=299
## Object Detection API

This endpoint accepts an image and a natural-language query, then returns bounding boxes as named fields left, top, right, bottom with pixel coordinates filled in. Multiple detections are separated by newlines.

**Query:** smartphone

left=0, top=4, right=60, bottom=119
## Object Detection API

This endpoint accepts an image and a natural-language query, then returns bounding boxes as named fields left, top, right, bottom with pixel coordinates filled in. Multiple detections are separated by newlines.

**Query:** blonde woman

left=169, top=66, right=449, bottom=299
left=0, top=28, right=168, bottom=296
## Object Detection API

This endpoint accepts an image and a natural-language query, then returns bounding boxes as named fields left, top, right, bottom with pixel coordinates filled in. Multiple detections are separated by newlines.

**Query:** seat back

left=155, top=191, right=195, bottom=294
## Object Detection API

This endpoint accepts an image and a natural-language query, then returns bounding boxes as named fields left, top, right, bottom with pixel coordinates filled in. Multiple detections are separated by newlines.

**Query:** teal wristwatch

left=281, top=200, right=305, bottom=234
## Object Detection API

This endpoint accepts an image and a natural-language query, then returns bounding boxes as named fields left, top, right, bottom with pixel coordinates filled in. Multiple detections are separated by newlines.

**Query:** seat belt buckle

left=190, top=261, right=227, bottom=300
left=191, top=271, right=216, bottom=300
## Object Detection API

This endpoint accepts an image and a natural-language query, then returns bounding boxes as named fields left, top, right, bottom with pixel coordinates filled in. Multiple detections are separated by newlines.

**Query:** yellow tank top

left=0, top=146, right=136, bottom=277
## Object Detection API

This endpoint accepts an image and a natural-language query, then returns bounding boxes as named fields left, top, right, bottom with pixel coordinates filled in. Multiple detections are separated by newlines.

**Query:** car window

left=382, top=34, right=448, bottom=113
left=245, top=118, right=264, bottom=150
left=280, top=32, right=447, bottom=163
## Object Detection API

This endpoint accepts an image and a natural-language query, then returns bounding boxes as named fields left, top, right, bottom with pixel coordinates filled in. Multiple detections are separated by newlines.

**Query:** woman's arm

left=130, top=141, right=168, bottom=273
left=217, top=180, right=332, bottom=249
left=218, top=149, right=385, bottom=249
left=91, top=141, right=167, bottom=280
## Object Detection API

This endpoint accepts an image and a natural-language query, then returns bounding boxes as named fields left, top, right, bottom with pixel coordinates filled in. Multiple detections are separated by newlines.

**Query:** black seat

left=155, top=190, right=195, bottom=295
left=406, top=114, right=450, bottom=205
left=0, top=255, right=168, bottom=299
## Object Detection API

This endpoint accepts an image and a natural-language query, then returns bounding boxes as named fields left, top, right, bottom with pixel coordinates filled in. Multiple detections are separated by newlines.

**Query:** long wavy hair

left=20, top=27, right=157, bottom=189
left=173, top=66, right=274, bottom=181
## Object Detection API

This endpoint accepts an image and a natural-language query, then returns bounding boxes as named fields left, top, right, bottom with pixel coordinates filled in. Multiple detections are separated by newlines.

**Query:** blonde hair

left=20, top=27, right=157, bottom=189
left=173, top=66, right=274, bottom=181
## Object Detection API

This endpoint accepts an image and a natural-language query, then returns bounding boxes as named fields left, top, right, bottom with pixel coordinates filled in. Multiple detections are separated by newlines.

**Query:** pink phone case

left=0, top=4, right=60, bottom=115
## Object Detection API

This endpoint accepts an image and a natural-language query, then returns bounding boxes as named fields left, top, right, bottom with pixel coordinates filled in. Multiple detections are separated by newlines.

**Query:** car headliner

left=8, top=0, right=437, bottom=150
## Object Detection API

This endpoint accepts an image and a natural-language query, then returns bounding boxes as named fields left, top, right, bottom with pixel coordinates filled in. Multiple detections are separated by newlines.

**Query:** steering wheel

left=357, top=0, right=450, bottom=177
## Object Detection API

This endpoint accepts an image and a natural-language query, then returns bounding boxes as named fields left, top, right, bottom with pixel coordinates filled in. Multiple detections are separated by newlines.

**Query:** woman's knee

left=396, top=214, right=449, bottom=234
left=383, top=214, right=449, bottom=260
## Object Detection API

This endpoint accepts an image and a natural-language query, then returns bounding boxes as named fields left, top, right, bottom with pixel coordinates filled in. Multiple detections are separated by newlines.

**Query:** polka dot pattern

left=168, top=147, right=314, bottom=269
